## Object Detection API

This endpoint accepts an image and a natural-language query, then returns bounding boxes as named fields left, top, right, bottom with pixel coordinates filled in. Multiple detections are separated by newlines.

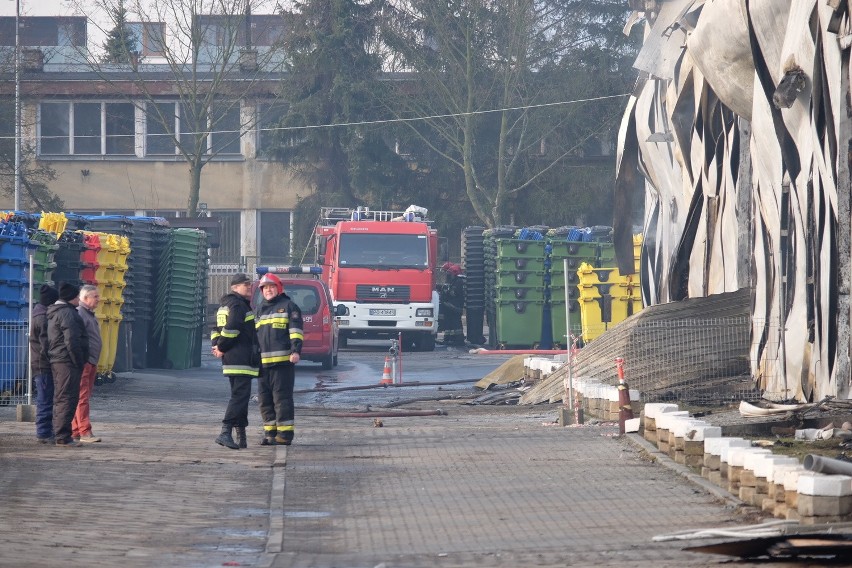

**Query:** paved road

left=0, top=348, right=770, bottom=568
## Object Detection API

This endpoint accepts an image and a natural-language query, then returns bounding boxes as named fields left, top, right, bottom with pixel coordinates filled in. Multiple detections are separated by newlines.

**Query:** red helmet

left=441, top=262, right=461, bottom=276
left=258, top=273, right=283, bottom=295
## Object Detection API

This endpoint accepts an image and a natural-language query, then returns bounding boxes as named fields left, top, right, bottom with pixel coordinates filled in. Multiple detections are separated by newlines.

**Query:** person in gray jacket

left=47, top=282, right=89, bottom=447
left=72, top=285, right=102, bottom=443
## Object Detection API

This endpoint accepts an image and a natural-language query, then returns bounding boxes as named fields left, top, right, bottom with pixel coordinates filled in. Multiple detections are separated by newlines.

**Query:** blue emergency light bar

left=255, top=265, right=323, bottom=275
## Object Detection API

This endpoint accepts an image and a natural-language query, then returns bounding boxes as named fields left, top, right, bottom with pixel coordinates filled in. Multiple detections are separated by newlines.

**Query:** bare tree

left=68, top=0, right=286, bottom=215
left=382, top=0, right=634, bottom=227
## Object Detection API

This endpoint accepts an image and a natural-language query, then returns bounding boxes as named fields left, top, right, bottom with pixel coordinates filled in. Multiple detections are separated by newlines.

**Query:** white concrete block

left=686, top=424, right=722, bottom=441
left=784, top=469, right=808, bottom=492
left=607, top=386, right=620, bottom=402
left=656, top=411, right=691, bottom=431
left=798, top=474, right=852, bottom=497
left=704, top=437, right=749, bottom=456
left=644, top=403, right=679, bottom=419
left=625, top=417, right=640, bottom=433
left=754, top=456, right=799, bottom=479
left=770, top=464, right=805, bottom=485
left=671, top=419, right=707, bottom=438
left=719, top=439, right=754, bottom=462
left=728, top=447, right=771, bottom=468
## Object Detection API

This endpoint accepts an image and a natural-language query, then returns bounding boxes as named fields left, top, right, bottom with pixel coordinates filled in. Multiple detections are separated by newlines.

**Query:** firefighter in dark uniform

left=254, top=272, right=303, bottom=446
left=438, top=262, right=465, bottom=346
left=211, top=273, right=260, bottom=449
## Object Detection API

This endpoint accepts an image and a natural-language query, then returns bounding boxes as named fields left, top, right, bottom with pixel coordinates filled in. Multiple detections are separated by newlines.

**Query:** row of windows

left=35, top=101, right=288, bottom=158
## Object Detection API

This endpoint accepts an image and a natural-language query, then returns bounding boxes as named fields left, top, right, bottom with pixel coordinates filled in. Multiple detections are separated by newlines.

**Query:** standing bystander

left=30, top=284, right=58, bottom=443
left=47, top=282, right=89, bottom=447
left=72, top=285, right=102, bottom=443
left=211, top=273, right=260, bottom=450
left=254, top=273, right=303, bottom=446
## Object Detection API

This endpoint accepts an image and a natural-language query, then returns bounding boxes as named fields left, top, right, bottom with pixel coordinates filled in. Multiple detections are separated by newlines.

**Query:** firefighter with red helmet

left=254, top=272, right=303, bottom=446
left=438, top=262, right=465, bottom=346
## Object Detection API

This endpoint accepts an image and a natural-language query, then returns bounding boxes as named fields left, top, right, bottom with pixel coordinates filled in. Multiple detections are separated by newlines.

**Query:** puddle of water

left=284, top=511, right=331, bottom=518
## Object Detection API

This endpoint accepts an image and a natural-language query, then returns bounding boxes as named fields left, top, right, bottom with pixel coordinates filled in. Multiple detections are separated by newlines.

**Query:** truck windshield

left=339, top=233, right=428, bottom=268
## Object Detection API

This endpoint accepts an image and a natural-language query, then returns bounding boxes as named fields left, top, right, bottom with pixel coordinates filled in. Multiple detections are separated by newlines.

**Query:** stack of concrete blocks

left=669, top=417, right=721, bottom=467
left=653, top=410, right=690, bottom=455
left=522, top=356, right=565, bottom=386
left=702, top=437, right=751, bottom=487
left=638, top=404, right=852, bottom=524
left=569, top=377, right=640, bottom=421
left=795, top=473, right=852, bottom=524
left=769, top=464, right=806, bottom=518
left=640, top=403, right=678, bottom=444
left=726, top=447, right=772, bottom=496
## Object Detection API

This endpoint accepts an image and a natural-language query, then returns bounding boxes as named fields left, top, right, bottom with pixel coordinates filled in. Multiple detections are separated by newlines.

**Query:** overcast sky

left=0, top=1, right=77, bottom=17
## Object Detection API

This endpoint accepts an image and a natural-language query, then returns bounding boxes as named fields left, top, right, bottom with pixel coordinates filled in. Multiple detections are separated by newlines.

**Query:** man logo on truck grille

left=372, top=286, right=394, bottom=298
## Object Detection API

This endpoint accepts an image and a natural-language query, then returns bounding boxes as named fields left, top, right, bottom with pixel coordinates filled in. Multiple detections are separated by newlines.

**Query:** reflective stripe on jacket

left=255, top=292, right=303, bottom=367
left=212, top=292, right=259, bottom=377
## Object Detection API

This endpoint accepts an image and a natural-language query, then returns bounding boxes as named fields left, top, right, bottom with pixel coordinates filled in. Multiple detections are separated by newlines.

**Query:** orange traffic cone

left=379, top=356, right=393, bottom=385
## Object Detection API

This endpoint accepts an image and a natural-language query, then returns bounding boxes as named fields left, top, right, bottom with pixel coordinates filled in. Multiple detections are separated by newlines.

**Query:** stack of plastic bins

left=27, top=230, right=58, bottom=300
left=482, top=226, right=516, bottom=348
left=52, top=230, right=86, bottom=289
left=85, top=216, right=135, bottom=373
left=461, top=226, right=486, bottom=345
left=0, top=221, right=31, bottom=404
left=87, top=233, right=129, bottom=384
left=123, top=217, right=166, bottom=370
left=576, top=262, right=641, bottom=342
left=151, top=228, right=208, bottom=370
left=37, top=211, right=69, bottom=235
left=549, top=239, right=597, bottom=348
left=494, top=237, right=547, bottom=349
left=147, top=220, right=173, bottom=368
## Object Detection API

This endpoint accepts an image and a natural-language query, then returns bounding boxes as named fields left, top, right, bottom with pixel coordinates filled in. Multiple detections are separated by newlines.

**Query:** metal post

left=26, top=252, right=32, bottom=405
left=397, top=332, right=403, bottom=384
left=14, top=0, right=21, bottom=211
left=564, top=258, right=576, bottom=423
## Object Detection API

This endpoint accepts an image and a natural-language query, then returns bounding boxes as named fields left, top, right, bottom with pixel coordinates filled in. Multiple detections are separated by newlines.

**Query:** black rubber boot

left=215, top=425, right=239, bottom=450
left=235, top=426, right=247, bottom=449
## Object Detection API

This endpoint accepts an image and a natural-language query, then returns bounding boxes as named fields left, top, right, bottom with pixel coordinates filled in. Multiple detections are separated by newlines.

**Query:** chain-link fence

left=0, top=320, right=29, bottom=406
left=571, top=316, right=778, bottom=405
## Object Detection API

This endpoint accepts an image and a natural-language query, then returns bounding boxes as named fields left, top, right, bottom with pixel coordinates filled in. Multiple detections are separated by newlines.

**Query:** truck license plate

left=369, top=308, right=396, bottom=316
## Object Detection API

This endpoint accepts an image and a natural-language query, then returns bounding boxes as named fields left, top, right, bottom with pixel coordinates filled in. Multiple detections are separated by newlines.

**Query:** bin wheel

left=552, top=342, right=562, bottom=350
left=498, top=342, right=507, bottom=350
left=531, top=342, right=540, bottom=350
left=105, top=372, right=116, bottom=384
left=94, top=374, right=104, bottom=387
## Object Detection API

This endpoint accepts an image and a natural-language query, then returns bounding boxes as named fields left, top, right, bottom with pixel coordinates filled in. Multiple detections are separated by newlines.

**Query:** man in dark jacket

left=255, top=272, right=302, bottom=446
left=47, top=282, right=89, bottom=447
left=30, top=284, right=58, bottom=443
left=211, top=273, right=260, bottom=449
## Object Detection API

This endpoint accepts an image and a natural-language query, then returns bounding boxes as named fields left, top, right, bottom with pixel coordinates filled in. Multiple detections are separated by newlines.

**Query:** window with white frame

left=146, top=101, right=242, bottom=157
left=39, top=101, right=136, bottom=156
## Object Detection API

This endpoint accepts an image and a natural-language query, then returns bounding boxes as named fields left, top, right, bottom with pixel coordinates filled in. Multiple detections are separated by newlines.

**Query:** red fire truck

left=315, top=205, right=440, bottom=351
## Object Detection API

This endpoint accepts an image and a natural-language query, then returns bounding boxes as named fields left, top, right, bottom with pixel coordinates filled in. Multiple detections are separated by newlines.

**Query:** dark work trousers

left=222, top=376, right=253, bottom=428
left=51, top=362, right=82, bottom=443
left=34, top=371, right=54, bottom=440
left=257, top=365, right=295, bottom=442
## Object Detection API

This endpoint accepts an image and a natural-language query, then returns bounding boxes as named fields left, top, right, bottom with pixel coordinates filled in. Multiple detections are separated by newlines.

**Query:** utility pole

left=14, top=0, right=21, bottom=211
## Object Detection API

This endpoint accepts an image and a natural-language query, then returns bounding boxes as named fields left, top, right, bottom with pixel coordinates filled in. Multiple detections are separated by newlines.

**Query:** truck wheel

left=333, top=353, right=339, bottom=366
left=321, top=354, right=333, bottom=370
